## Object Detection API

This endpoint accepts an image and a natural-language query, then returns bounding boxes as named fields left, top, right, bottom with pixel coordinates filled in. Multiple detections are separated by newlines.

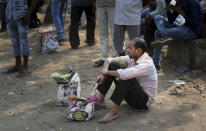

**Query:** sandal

left=94, top=60, right=104, bottom=67
left=2, top=66, right=22, bottom=74
left=16, top=69, right=32, bottom=77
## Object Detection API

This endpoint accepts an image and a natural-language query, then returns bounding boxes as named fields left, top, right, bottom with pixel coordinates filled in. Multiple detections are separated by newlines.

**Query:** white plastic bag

left=65, top=95, right=97, bottom=121
left=42, top=34, right=60, bottom=53
left=51, top=70, right=81, bottom=105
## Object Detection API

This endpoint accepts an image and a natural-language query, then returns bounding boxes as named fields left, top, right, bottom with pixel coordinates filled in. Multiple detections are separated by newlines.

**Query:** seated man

left=152, top=0, right=203, bottom=72
left=95, top=38, right=158, bottom=123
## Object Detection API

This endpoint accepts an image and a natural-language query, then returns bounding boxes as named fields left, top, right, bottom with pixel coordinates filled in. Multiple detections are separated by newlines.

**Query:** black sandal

left=16, top=69, right=32, bottom=77
left=94, top=60, right=105, bottom=67
left=2, top=66, right=22, bottom=74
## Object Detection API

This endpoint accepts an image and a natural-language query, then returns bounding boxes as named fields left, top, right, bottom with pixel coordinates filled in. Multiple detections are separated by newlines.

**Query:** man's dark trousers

left=69, top=6, right=96, bottom=49
left=97, top=62, right=148, bottom=110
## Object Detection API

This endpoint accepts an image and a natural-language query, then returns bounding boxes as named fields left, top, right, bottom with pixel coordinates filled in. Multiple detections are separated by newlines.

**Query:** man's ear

left=137, top=48, right=143, bottom=54
left=135, top=48, right=140, bottom=53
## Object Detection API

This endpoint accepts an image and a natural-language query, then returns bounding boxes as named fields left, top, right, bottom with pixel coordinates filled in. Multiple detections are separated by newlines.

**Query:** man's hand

left=22, top=0, right=39, bottom=27
left=96, top=74, right=105, bottom=84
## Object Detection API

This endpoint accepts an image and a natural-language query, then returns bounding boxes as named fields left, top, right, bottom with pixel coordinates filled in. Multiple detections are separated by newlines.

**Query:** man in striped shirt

left=95, top=38, right=158, bottom=123
left=0, top=0, right=39, bottom=77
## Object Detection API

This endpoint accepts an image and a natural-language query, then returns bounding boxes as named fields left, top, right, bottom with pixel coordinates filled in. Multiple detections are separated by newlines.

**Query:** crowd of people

left=0, top=0, right=205, bottom=123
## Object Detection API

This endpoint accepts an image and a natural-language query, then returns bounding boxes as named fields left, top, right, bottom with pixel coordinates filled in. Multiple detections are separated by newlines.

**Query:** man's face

left=127, top=41, right=141, bottom=59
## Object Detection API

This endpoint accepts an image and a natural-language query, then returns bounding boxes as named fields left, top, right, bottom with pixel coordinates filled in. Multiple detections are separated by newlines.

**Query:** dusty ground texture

left=1, top=20, right=206, bottom=131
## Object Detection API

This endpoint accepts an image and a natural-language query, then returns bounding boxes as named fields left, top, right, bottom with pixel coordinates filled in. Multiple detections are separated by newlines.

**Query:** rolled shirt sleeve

left=117, top=61, right=154, bottom=80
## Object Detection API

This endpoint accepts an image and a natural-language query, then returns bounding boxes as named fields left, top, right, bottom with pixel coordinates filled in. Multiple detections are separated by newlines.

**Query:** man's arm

left=101, top=70, right=120, bottom=77
left=101, top=60, right=119, bottom=77
left=96, top=61, right=111, bottom=84
left=117, top=62, right=153, bottom=80
left=22, top=0, right=39, bottom=26
left=96, top=56, right=129, bottom=83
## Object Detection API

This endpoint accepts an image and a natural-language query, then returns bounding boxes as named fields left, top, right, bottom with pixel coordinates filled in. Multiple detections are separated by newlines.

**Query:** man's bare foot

left=98, top=111, right=119, bottom=123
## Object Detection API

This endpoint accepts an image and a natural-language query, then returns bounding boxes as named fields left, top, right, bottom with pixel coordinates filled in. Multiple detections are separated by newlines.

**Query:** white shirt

left=108, top=53, right=158, bottom=98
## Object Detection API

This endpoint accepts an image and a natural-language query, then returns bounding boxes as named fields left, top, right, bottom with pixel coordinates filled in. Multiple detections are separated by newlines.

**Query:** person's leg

left=52, top=0, right=65, bottom=39
left=113, top=24, right=126, bottom=55
left=97, top=62, right=121, bottom=104
left=111, top=78, right=148, bottom=109
left=6, top=19, right=22, bottom=72
left=154, top=15, right=196, bottom=39
left=153, top=30, right=162, bottom=67
left=0, top=11, right=7, bottom=31
left=16, top=20, right=30, bottom=71
left=98, top=78, right=148, bottom=123
left=59, top=0, right=67, bottom=38
left=97, top=7, right=109, bottom=61
left=144, top=19, right=156, bottom=50
left=126, top=25, right=141, bottom=41
left=84, top=6, right=96, bottom=45
left=69, top=6, right=83, bottom=49
left=153, top=16, right=197, bottom=71
left=107, top=7, right=118, bottom=57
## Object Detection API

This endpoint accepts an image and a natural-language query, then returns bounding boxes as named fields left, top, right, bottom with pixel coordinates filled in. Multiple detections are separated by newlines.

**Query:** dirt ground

left=1, top=20, right=206, bottom=131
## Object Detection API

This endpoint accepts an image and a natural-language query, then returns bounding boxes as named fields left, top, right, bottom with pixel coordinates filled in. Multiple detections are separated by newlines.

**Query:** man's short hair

left=132, top=37, right=147, bottom=53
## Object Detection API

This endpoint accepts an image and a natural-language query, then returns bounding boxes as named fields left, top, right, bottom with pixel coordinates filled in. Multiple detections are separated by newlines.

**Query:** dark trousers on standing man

left=97, top=62, right=148, bottom=110
left=69, top=6, right=96, bottom=49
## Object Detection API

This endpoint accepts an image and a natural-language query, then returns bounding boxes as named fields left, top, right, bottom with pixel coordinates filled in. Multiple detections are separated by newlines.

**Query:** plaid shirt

left=0, top=0, right=28, bottom=20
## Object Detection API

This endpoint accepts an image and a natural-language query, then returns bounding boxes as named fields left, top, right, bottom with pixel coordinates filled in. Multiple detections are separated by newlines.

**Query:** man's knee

left=108, top=62, right=121, bottom=71
left=154, top=15, right=165, bottom=23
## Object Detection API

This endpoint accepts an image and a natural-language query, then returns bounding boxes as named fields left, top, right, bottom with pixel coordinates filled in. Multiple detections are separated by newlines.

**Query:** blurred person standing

left=94, top=0, right=118, bottom=67
left=69, top=0, right=96, bottom=49
left=113, top=0, right=142, bottom=56
left=0, top=0, right=39, bottom=77
left=52, top=0, right=68, bottom=43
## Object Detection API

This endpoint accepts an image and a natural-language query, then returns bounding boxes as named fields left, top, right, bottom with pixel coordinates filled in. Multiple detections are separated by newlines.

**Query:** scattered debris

left=168, top=79, right=206, bottom=96
left=175, top=66, right=189, bottom=73
left=169, top=80, right=186, bottom=85
left=25, top=81, right=36, bottom=86
left=179, top=75, right=191, bottom=82
left=8, top=92, right=15, bottom=95
left=192, top=70, right=202, bottom=76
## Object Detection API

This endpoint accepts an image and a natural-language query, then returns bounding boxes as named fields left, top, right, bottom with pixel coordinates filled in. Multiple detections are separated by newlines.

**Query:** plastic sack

left=65, top=95, right=97, bottom=121
left=42, top=34, right=60, bottom=53
left=51, top=70, right=81, bottom=105
left=37, top=27, right=53, bottom=52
